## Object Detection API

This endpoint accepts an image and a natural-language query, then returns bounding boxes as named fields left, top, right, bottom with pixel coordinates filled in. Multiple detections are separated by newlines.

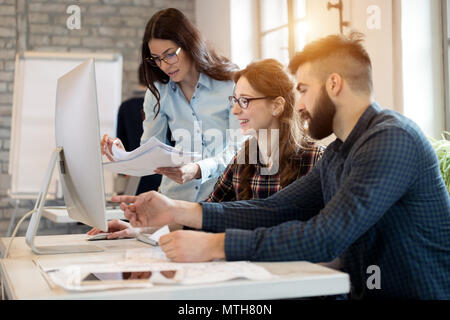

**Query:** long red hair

left=233, top=59, right=310, bottom=199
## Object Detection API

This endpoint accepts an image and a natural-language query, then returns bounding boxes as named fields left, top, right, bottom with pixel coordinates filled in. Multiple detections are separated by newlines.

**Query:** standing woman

left=103, top=8, right=243, bottom=202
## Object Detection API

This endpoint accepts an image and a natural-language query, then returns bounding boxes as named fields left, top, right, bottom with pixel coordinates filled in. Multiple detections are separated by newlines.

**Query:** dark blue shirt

left=201, top=103, right=450, bottom=299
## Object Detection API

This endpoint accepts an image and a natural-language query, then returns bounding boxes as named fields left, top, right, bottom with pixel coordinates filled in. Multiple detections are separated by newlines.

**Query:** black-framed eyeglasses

left=228, top=96, right=275, bottom=109
left=145, top=47, right=181, bottom=67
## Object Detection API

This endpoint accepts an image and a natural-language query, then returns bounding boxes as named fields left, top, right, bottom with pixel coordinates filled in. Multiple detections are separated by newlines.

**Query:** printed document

left=45, top=260, right=275, bottom=291
left=103, top=136, right=201, bottom=176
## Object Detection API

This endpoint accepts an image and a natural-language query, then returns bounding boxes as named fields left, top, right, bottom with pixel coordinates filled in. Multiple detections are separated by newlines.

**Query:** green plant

left=429, top=132, right=450, bottom=194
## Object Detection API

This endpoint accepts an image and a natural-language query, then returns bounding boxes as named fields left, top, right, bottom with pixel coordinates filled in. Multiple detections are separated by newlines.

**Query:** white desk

left=0, top=234, right=350, bottom=300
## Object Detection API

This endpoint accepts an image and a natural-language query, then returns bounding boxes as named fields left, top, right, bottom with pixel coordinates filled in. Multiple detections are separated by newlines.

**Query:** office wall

left=349, top=0, right=396, bottom=111
left=0, top=0, right=196, bottom=236
left=195, top=0, right=231, bottom=58
left=195, top=0, right=259, bottom=70
left=0, top=0, right=20, bottom=235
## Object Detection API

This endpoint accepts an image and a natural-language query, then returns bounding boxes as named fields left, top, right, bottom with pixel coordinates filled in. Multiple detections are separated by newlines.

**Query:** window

left=443, top=0, right=450, bottom=131
left=258, top=0, right=307, bottom=65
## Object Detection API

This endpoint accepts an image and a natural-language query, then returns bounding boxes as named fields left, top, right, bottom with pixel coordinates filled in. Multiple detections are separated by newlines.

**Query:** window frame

left=442, top=0, right=450, bottom=131
left=257, top=0, right=307, bottom=62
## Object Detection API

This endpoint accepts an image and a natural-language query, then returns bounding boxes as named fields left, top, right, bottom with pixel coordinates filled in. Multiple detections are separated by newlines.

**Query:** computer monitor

left=25, top=59, right=108, bottom=254
left=55, top=59, right=108, bottom=231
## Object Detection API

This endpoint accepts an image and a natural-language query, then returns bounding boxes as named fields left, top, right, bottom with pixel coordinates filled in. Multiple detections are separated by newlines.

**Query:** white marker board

left=9, top=52, right=123, bottom=199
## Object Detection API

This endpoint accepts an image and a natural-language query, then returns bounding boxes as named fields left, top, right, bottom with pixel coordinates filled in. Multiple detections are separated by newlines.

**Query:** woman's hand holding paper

left=101, top=134, right=125, bottom=161
left=155, top=163, right=201, bottom=184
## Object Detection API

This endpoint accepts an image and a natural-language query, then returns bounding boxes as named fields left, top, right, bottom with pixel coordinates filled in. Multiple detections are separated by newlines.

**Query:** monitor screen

left=54, top=59, right=108, bottom=231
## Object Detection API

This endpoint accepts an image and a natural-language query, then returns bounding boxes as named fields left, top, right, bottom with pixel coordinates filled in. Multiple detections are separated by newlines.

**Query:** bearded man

left=111, top=33, right=450, bottom=299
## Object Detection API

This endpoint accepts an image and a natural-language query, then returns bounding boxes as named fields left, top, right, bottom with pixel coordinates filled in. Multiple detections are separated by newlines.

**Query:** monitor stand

left=25, top=147, right=103, bottom=255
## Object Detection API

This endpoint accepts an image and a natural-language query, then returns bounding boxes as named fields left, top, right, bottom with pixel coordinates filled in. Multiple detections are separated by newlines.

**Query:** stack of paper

left=45, top=260, right=275, bottom=292
left=103, top=137, right=201, bottom=176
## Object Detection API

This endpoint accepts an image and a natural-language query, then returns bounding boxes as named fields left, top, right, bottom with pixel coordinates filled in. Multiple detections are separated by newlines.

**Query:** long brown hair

left=233, top=59, right=310, bottom=200
left=141, top=8, right=238, bottom=118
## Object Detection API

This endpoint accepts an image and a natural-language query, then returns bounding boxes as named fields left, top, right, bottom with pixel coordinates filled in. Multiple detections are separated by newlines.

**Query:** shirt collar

left=169, top=79, right=177, bottom=92
left=168, top=72, right=211, bottom=92
left=197, top=72, right=212, bottom=90
left=333, top=102, right=382, bottom=154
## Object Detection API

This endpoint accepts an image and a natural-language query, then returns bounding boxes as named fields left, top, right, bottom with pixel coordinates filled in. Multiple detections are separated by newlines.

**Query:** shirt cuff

left=196, top=157, right=218, bottom=184
left=224, top=229, right=254, bottom=261
left=201, top=202, right=225, bottom=232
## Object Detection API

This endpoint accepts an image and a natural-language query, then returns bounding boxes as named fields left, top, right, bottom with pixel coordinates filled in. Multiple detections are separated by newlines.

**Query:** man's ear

left=327, top=73, right=343, bottom=97
left=272, top=96, right=286, bottom=116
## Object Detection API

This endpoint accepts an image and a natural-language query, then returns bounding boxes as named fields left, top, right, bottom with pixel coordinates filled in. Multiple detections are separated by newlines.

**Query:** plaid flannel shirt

left=201, top=103, right=450, bottom=299
left=204, top=144, right=324, bottom=202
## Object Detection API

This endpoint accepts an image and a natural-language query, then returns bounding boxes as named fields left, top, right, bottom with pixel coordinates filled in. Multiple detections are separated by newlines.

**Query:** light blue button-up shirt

left=141, top=72, right=244, bottom=202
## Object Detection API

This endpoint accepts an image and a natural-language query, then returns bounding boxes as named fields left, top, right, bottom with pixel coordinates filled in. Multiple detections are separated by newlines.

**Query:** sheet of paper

left=103, top=137, right=201, bottom=176
left=149, top=225, right=170, bottom=244
left=111, top=136, right=164, bottom=161
left=45, top=260, right=275, bottom=292
left=46, top=263, right=158, bottom=292
left=111, top=143, right=128, bottom=160
left=111, top=136, right=200, bottom=161
left=118, top=260, right=276, bottom=284
left=124, top=247, right=169, bottom=261
left=172, top=261, right=276, bottom=285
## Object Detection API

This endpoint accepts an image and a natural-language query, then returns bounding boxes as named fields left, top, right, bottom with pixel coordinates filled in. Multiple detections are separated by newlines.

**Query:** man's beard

left=302, top=85, right=336, bottom=140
